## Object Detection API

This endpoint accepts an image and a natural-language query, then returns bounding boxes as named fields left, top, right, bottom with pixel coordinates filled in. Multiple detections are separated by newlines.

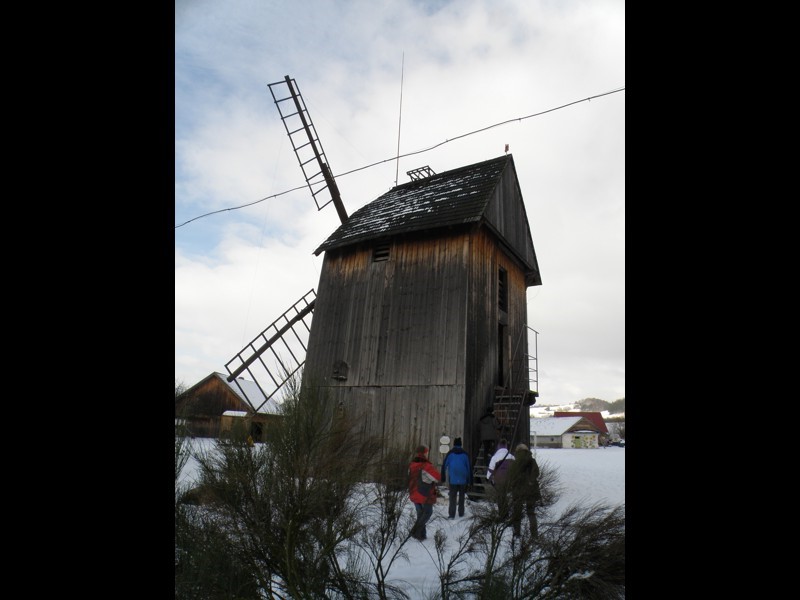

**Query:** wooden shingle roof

left=315, top=154, right=518, bottom=255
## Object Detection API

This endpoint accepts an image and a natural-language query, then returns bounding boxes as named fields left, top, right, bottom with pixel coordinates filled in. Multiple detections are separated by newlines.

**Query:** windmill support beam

left=322, top=162, right=348, bottom=224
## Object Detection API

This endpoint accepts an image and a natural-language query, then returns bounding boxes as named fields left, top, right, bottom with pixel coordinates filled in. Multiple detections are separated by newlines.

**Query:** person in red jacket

left=408, top=445, right=442, bottom=541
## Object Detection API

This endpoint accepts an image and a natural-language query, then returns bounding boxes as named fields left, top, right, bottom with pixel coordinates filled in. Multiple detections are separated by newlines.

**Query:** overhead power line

left=175, top=184, right=306, bottom=228
left=175, top=86, right=624, bottom=229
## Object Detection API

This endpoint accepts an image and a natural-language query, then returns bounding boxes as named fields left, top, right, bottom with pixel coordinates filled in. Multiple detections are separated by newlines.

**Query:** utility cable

left=175, top=86, right=624, bottom=229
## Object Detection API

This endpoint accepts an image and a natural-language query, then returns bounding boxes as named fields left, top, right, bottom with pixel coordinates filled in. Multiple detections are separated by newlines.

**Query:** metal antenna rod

left=395, top=52, right=404, bottom=187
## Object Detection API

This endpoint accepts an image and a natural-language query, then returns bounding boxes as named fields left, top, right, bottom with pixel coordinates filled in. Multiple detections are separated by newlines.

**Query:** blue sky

left=175, top=0, right=625, bottom=407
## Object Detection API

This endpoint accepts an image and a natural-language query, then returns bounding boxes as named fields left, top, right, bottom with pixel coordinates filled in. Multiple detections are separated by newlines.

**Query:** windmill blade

left=224, top=289, right=316, bottom=413
left=267, top=75, right=348, bottom=224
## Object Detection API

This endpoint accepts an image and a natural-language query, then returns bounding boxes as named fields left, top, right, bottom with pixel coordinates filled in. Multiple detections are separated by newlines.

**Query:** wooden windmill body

left=303, top=154, right=542, bottom=469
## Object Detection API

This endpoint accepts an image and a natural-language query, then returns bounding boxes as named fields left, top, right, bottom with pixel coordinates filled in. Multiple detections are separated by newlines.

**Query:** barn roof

left=313, top=154, right=540, bottom=284
left=553, top=411, right=608, bottom=433
left=215, top=372, right=281, bottom=415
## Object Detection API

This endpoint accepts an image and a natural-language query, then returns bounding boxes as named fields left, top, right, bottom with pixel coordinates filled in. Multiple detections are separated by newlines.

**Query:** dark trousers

left=483, top=440, right=495, bottom=460
left=411, top=503, right=433, bottom=539
left=491, top=481, right=512, bottom=520
left=511, top=495, right=538, bottom=538
left=448, top=484, right=467, bottom=518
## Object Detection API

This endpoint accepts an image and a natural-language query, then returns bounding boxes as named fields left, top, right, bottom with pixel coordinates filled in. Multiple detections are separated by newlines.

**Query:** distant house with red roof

left=554, top=412, right=607, bottom=432
left=554, top=412, right=609, bottom=444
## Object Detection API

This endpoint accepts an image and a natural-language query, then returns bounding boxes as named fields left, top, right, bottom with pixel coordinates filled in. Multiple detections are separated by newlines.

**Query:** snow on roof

left=529, top=416, right=584, bottom=436
left=216, top=373, right=281, bottom=415
left=222, top=410, right=248, bottom=417
left=314, top=155, right=510, bottom=255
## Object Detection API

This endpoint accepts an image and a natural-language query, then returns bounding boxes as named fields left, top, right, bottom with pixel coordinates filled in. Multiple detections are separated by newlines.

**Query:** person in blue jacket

left=441, top=437, right=473, bottom=519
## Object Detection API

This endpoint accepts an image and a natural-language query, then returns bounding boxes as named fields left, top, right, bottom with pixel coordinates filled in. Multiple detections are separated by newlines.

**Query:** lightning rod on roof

left=395, top=51, right=404, bottom=187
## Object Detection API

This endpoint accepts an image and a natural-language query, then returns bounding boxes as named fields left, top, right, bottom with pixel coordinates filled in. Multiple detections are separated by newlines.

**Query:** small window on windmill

left=373, top=241, right=390, bottom=262
left=332, top=359, right=349, bottom=381
left=498, top=267, right=508, bottom=312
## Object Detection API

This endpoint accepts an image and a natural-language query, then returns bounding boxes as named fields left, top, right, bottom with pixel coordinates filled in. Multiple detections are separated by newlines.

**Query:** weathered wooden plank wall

left=318, top=384, right=466, bottom=468
left=304, top=224, right=532, bottom=462
left=303, top=230, right=471, bottom=455
left=463, top=228, right=530, bottom=459
left=306, top=231, right=470, bottom=387
left=483, top=163, right=539, bottom=276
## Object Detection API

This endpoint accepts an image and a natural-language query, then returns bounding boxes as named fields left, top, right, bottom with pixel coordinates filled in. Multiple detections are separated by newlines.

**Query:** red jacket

left=408, top=453, right=442, bottom=505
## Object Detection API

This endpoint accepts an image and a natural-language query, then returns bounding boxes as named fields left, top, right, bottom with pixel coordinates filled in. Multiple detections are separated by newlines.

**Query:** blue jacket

left=442, top=446, right=473, bottom=486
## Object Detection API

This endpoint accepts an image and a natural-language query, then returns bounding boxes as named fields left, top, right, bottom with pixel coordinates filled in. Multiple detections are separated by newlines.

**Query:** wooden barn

left=300, top=154, right=542, bottom=468
left=175, top=372, right=282, bottom=441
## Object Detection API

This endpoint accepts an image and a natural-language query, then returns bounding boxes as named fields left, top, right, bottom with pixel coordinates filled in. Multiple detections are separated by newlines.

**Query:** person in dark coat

left=441, top=437, right=473, bottom=519
left=508, top=443, right=541, bottom=538
left=479, top=408, right=500, bottom=459
left=408, top=445, right=442, bottom=541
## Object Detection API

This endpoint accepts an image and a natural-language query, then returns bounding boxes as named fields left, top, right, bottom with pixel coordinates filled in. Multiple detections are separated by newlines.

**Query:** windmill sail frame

left=224, top=289, right=316, bottom=412
left=267, top=75, right=348, bottom=224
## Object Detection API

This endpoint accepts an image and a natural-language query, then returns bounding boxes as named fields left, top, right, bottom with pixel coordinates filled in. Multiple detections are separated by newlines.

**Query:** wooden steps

left=468, top=447, right=492, bottom=501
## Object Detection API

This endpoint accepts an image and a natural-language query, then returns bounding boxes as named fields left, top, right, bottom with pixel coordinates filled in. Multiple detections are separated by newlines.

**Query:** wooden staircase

left=468, top=446, right=492, bottom=501
left=467, top=386, right=538, bottom=502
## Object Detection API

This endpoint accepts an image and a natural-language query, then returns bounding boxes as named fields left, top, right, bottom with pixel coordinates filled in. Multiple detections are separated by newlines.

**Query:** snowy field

left=177, top=440, right=625, bottom=597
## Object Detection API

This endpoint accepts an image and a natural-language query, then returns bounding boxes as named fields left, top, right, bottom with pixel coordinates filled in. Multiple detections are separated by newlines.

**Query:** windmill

left=225, top=76, right=542, bottom=490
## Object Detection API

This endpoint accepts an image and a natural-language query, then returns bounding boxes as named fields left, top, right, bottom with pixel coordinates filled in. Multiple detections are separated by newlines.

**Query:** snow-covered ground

left=177, top=440, right=624, bottom=597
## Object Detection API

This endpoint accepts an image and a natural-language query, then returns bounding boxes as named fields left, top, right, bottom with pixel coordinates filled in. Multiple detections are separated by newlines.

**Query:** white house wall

left=564, top=432, right=599, bottom=448
left=530, top=434, right=562, bottom=449
left=532, top=433, right=600, bottom=449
